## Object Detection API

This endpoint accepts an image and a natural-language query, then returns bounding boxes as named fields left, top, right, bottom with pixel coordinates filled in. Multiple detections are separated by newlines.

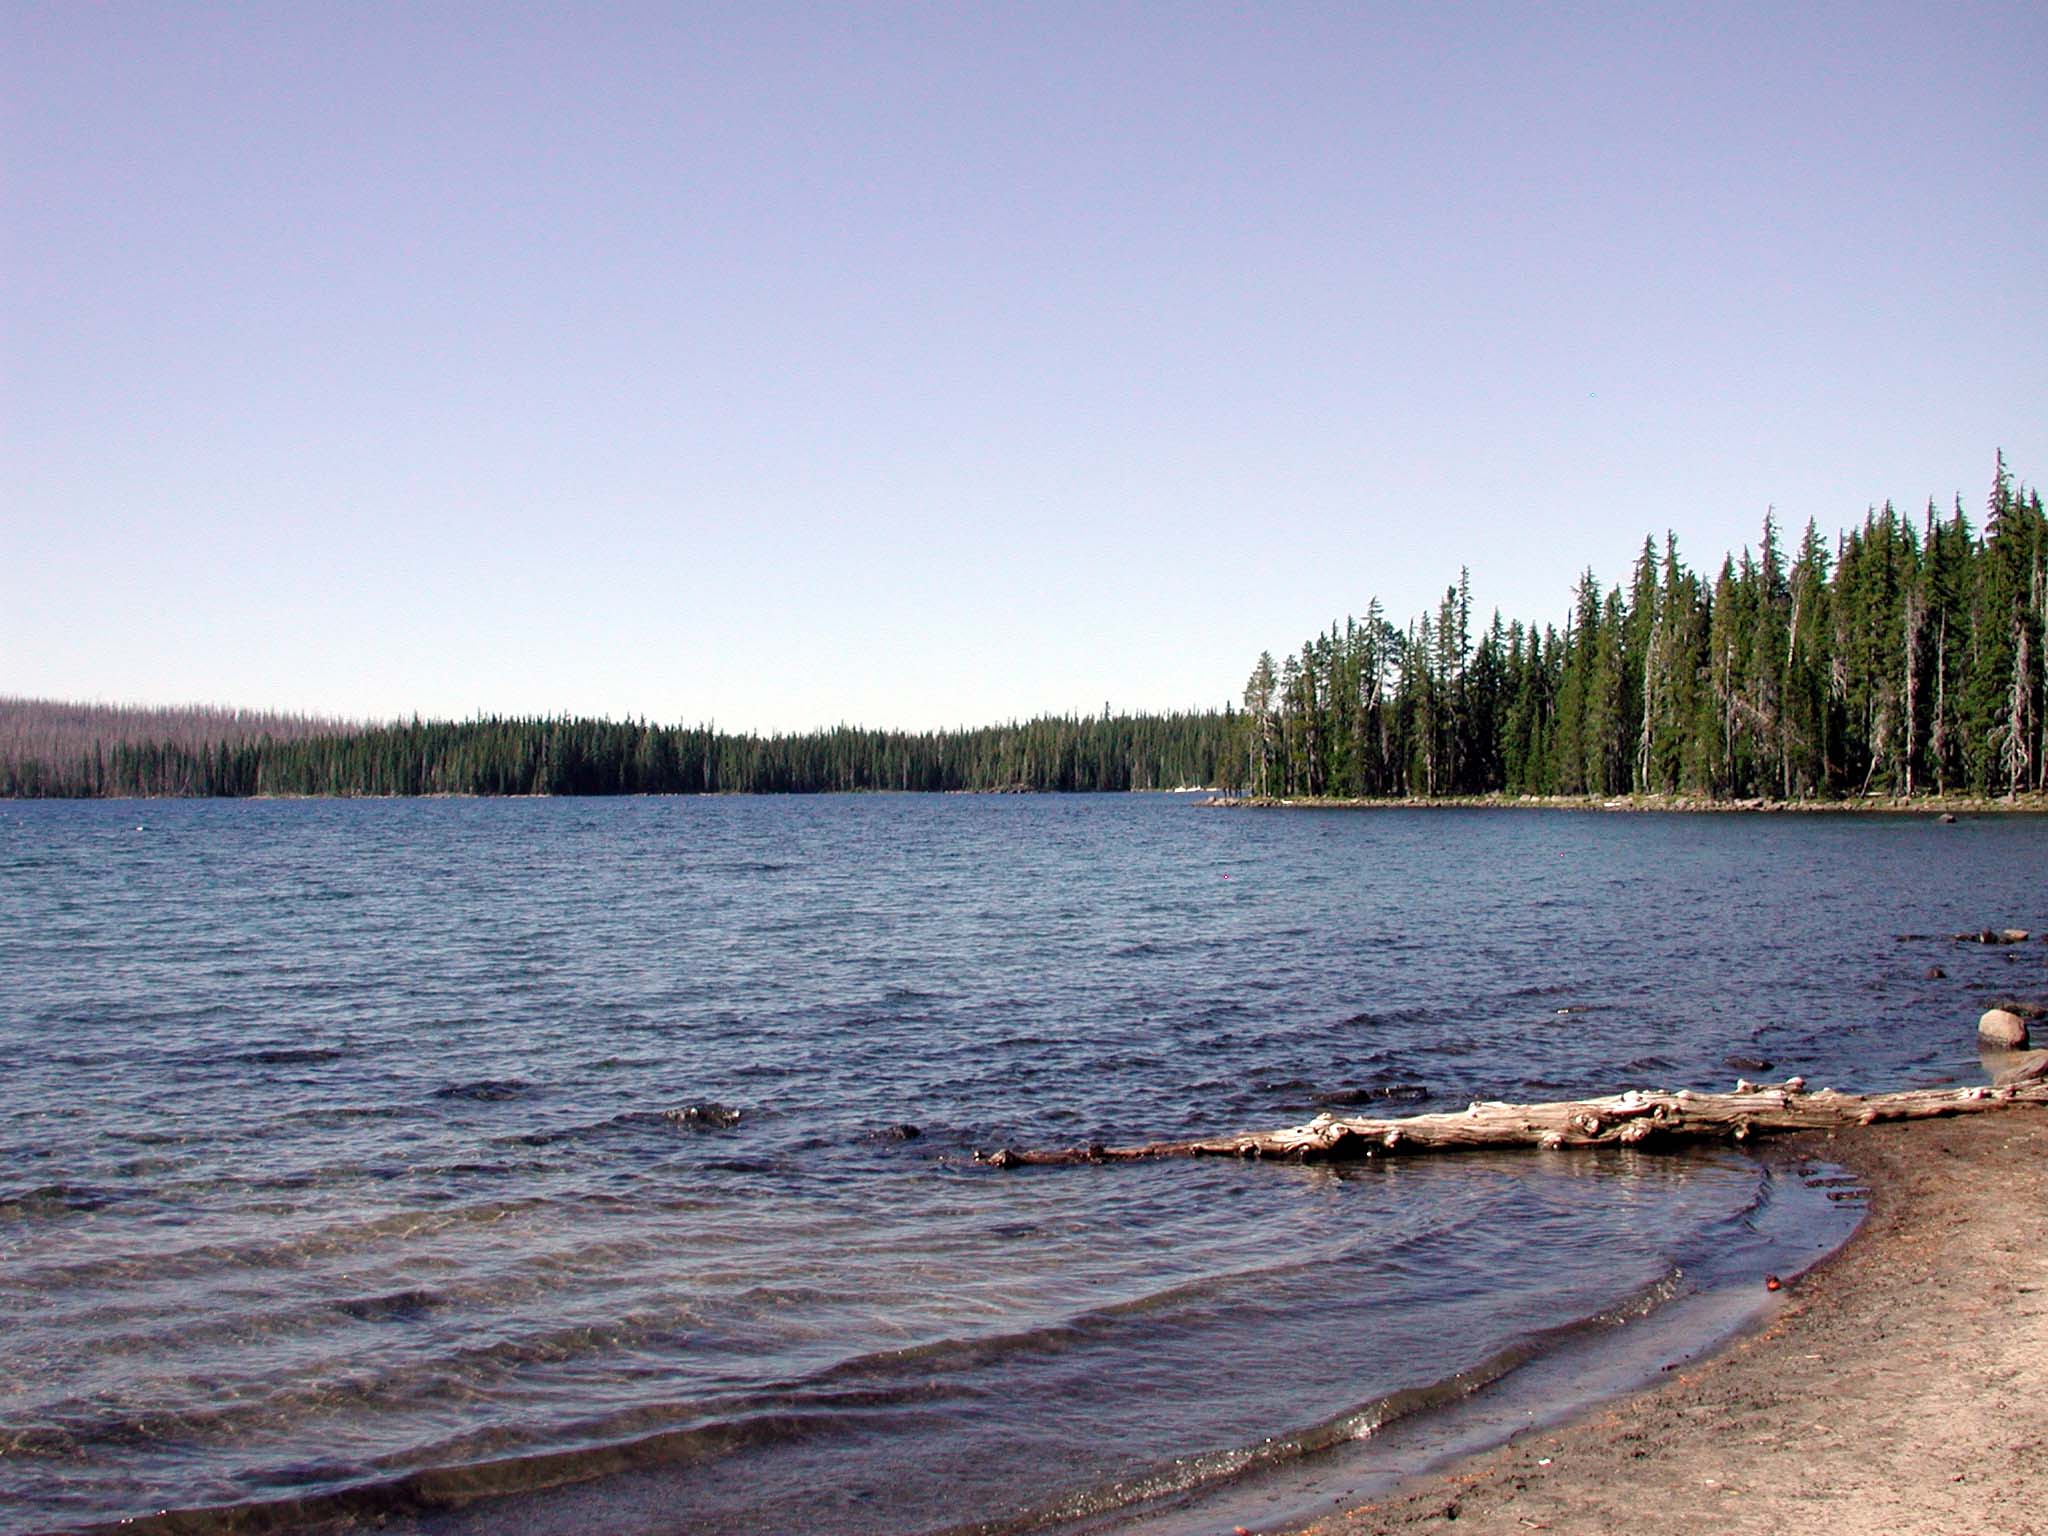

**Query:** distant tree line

left=10, top=456, right=2039, bottom=804
left=1236, top=454, right=2045, bottom=800
left=0, top=699, right=348, bottom=767
left=0, top=706, right=1233, bottom=798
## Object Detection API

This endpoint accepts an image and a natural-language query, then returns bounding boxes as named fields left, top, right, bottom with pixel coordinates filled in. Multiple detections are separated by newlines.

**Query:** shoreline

left=1280, top=1107, right=2048, bottom=1536
left=1205, top=791, right=2048, bottom=815
left=10, top=787, right=2048, bottom=809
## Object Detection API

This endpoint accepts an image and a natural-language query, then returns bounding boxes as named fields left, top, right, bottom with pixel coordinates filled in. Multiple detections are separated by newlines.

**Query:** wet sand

left=1285, top=1107, right=2048, bottom=1536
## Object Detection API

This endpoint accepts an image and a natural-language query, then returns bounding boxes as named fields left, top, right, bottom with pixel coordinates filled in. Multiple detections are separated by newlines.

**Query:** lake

left=3, top=796, right=2042, bottom=1535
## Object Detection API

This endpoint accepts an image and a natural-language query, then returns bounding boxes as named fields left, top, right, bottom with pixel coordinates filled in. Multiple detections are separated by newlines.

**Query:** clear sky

left=6, top=2, right=2044, bottom=732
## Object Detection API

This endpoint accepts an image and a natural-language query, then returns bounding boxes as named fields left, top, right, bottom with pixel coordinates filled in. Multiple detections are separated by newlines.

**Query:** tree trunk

left=1903, top=588, right=1922, bottom=797
left=979, top=1077, right=2048, bottom=1168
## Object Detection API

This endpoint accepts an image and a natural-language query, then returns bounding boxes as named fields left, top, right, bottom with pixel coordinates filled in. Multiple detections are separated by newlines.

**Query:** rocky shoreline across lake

left=1202, top=791, right=2048, bottom=814
left=1280, top=1107, right=2048, bottom=1536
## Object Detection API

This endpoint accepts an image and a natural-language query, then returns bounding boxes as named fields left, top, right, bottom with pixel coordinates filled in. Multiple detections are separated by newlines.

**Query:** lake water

left=3, top=797, right=2043, bottom=1535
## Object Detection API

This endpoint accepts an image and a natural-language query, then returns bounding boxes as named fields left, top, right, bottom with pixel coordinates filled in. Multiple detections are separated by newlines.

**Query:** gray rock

left=1993, top=1050, right=2048, bottom=1087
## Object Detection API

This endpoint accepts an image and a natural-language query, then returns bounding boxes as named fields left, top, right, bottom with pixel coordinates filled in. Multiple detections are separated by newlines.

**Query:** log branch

left=976, top=1076, right=2048, bottom=1168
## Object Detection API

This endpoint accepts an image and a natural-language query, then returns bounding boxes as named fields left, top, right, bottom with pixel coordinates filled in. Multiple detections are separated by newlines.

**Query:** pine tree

left=1242, top=652, right=1277, bottom=795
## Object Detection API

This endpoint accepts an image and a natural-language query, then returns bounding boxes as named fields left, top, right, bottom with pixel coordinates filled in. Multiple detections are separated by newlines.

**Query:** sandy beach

left=1284, top=1107, right=2048, bottom=1536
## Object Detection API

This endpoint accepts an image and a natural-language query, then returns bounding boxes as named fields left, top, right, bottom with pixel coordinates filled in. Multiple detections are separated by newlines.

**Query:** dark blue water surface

left=2, top=797, right=2042, bottom=1535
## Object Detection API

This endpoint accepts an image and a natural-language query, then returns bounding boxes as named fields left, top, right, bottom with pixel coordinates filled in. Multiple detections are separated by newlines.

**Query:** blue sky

left=6, top=2, right=2044, bottom=731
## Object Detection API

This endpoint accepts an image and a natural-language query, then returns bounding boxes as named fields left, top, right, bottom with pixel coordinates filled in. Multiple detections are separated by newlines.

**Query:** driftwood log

left=977, top=1073, right=2048, bottom=1168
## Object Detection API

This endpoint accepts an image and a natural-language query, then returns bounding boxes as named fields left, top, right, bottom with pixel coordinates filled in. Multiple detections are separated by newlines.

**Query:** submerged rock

left=664, top=1102, right=742, bottom=1130
left=1993, top=1050, right=2048, bottom=1086
left=433, top=1079, right=534, bottom=1102
left=1314, top=1083, right=1430, bottom=1107
left=1978, top=1009, right=2030, bottom=1050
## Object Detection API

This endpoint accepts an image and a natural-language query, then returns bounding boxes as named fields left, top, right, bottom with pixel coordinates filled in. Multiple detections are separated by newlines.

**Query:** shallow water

left=1, top=797, right=2041, bottom=1534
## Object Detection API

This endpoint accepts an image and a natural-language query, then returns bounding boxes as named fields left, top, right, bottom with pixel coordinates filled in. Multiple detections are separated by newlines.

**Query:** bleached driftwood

left=977, top=1076, right=2048, bottom=1168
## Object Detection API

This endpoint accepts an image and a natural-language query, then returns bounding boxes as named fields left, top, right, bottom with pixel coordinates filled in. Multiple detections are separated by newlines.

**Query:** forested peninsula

left=6, top=456, right=2041, bottom=804
left=1240, top=454, right=2044, bottom=802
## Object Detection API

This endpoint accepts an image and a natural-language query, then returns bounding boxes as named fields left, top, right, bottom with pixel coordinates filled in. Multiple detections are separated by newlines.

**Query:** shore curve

left=1284, top=1108, right=2048, bottom=1536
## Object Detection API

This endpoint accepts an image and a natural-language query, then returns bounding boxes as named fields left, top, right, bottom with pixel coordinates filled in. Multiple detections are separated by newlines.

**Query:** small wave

left=490, top=1101, right=747, bottom=1149
left=1313, top=1082, right=1430, bottom=1107
left=493, top=1128, right=573, bottom=1148
left=433, top=1079, right=536, bottom=1103
left=922, top=1266, right=1694, bottom=1536
left=231, top=1046, right=350, bottom=1066
left=50, top=1389, right=891, bottom=1536
left=1501, top=979, right=1583, bottom=1001
left=331, top=1287, right=447, bottom=1324
left=10, top=1196, right=553, bottom=1290
left=70, top=1247, right=1477, bottom=1524
left=285, top=1104, right=407, bottom=1126
left=1252, top=1075, right=1317, bottom=1095
left=43, top=1048, right=152, bottom=1068
left=0, top=1182, right=118, bottom=1219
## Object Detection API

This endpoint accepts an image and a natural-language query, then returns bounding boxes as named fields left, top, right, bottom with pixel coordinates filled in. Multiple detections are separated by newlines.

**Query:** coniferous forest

left=1236, top=456, right=2045, bottom=802
left=0, top=704, right=1231, bottom=798
left=5, top=456, right=2040, bottom=803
